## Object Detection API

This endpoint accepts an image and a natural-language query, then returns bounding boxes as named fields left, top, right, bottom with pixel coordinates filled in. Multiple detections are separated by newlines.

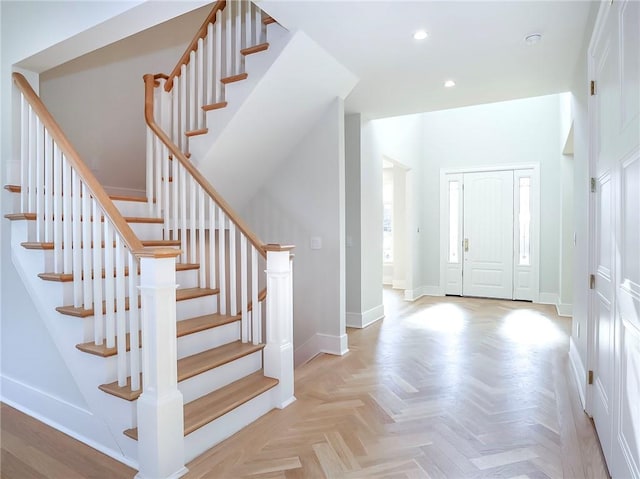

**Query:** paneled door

left=590, top=1, right=640, bottom=477
left=462, top=170, right=514, bottom=299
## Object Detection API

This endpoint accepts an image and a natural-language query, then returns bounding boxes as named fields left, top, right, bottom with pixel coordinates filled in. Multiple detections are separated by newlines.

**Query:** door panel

left=462, top=170, right=514, bottom=299
left=591, top=0, right=640, bottom=477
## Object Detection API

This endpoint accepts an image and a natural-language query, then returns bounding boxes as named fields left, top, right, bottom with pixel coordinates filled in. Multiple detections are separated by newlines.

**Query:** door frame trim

left=439, top=164, right=540, bottom=301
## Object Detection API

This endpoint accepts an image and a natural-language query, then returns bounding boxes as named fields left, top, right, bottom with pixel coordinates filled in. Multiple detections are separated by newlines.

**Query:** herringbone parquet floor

left=184, top=290, right=609, bottom=479
left=1, top=291, right=609, bottom=478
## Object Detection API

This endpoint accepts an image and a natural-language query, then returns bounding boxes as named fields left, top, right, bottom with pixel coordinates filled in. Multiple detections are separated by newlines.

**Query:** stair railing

left=145, top=73, right=266, bottom=345
left=157, top=0, right=267, bottom=156
left=12, top=72, right=186, bottom=478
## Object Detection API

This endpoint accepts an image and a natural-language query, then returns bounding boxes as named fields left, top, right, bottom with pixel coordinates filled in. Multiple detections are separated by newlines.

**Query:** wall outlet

left=310, top=237, right=322, bottom=250
left=346, top=236, right=353, bottom=247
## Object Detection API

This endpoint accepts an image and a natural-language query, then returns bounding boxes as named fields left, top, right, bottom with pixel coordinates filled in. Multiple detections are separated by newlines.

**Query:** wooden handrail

left=144, top=74, right=267, bottom=258
left=11, top=72, right=169, bottom=259
left=164, top=0, right=226, bottom=92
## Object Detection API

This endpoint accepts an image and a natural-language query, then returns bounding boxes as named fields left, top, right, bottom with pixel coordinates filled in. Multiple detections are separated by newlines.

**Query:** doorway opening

left=382, top=157, right=410, bottom=291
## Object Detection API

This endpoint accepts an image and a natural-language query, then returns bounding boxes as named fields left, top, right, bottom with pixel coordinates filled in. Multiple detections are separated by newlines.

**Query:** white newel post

left=263, top=245, right=296, bottom=409
left=136, top=250, right=187, bottom=479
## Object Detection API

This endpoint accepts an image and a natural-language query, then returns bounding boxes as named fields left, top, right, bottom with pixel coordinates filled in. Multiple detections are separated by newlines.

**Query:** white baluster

left=172, top=151, right=179, bottom=244
left=189, top=50, right=196, bottom=132
left=198, top=188, right=206, bottom=287
left=180, top=164, right=188, bottom=264
left=52, top=143, right=63, bottom=273
left=189, top=177, right=196, bottom=264
left=229, top=222, right=237, bottom=317
left=162, top=144, right=170, bottom=237
left=208, top=198, right=216, bottom=290
left=44, top=129, right=53, bottom=242
left=225, top=1, right=233, bottom=77
left=240, top=234, right=248, bottom=342
left=235, top=0, right=243, bottom=74
left=218, top=208, right=226, bottom=315
left=146, top=127, right=154, bottom=216
left=251, top=246, right=259, bottom=344
left=20, top=94, right=28, bottom=212
left=62, top=157, right=72, bottom=273
left=104, top=221, right=116, bottom=349
left=206, top=22, right=214, bottom=106
left=81, top=183, right=93, bottom=308
left=253, top=3, right=260, bottom=47
left=115, top=235, right=127, bottom=387
left=129, top=252, right=141, bottom=391
left=154, top=136, right=162, bottom=220
left=245, top=1, right=253, bottom=50
left=180, top=65, right=187, bottom=151
left=36, top=118, right=44, bottom=241
left=172, top=79, right=179, bottom=147
left=71, top=170, right=83, bottom=308
left=215, top=10, right=223, bottom=102
left=28, top=106, right=36, bottom=214
left=197, top=37, right=205, bottom=129
left=92, top=201, right=104, bottom=345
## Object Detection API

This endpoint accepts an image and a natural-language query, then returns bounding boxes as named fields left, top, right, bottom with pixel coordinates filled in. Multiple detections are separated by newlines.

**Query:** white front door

left=590, top=1, right=640, bottom=477
left=462, top=170, right=514, bottom=299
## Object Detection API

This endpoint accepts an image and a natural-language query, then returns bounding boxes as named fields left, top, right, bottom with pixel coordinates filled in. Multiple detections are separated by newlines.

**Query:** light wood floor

left=1, top=290, right=609, bottom=478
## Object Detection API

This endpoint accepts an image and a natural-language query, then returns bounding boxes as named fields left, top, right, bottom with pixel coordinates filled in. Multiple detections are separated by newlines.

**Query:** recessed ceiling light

left=444, top=80, right=456, bottom=88
left=524, top=33, right=542, bottom=45
left=414, top=30, right=428, bottom=40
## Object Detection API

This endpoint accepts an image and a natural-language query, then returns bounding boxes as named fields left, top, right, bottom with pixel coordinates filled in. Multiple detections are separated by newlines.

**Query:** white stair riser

left=177, top=294, right=217, bottom=320
left=184, top=385, right=276, bottom=463
left=177, top=321, right=240, bottom=359
left=178, top=350, right=263, bottom=404
left=112, top=200, right=150, bottom=218
left=128, top=221, right=165, bottom=239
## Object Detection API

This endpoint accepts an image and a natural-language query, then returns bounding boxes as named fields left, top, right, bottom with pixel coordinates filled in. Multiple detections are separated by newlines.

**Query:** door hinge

left=591, top=177, right=597, bottom=193
left=590, top=80, right=597, bottom=96
left=588, top=370, right=594, bottom=385
left=590, top=274, right=596, bottom=289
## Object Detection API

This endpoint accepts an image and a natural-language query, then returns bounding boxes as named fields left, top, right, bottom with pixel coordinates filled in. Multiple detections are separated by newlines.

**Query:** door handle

left=464, top=238, right=469, bottom=252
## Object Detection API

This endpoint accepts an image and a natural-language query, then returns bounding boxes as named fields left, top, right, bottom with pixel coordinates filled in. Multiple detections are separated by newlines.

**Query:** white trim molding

left=404, top=285, right=443, bottom=302
left=346, top=304, right=384, bottom=329
left=569, top=337, right=587, bottom=410
left=294, top=333, right=349, bottom=366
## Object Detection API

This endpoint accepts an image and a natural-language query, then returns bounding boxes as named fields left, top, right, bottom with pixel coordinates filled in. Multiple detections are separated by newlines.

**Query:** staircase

left=4, top=2, right=295, bottom=478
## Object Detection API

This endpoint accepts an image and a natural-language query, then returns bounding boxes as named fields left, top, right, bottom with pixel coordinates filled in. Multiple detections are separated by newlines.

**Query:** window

left=448, top=181, right=460, bottom=263
left=519, top=177, right=531, bottom=265
left=383, top=171, right=393, bottom=262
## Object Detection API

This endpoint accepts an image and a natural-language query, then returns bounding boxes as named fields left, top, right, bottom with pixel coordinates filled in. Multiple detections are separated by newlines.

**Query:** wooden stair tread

left=263, top=15, right=276, bottom=25
left=76, top=313, right=238, bottom=357
left=240, top=43, right=269, bottom=56
left=5, top=213, right=36, bottom=221
left=57, top=287, right=217, bottom=317
left=101, top=341, right=264, bottom=401
left=39, top=262, right=195, bottom=282
left=176, top=313, right=240, bottom=337
left=124, top=371, right=278, bottom=439
left=185, top=128, right=208, bottom=137
left=3, top=185, right=146, bottom=204
left=202, top=101, right=228, bottom=112
left=21, top=239, right=179, bottom=251
left=221, top=73, right=248, bottom=84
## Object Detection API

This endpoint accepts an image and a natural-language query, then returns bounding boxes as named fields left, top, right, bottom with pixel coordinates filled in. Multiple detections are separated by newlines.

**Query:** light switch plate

left=310, top=237, right=322, bottom=250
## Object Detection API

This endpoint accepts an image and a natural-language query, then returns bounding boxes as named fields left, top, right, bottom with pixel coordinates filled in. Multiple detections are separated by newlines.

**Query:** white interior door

left=590, top=1, right=640, bottom=477
left=462, top=170, right=514, bottom=299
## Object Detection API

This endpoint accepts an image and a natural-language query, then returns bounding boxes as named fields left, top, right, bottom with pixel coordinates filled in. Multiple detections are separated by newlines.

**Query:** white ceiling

left=259, top=1, right=598, bottom=119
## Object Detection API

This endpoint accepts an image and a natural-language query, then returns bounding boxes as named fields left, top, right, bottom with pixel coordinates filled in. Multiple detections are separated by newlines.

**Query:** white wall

left=39, top=5, right=210, bottom=195
left=243, top=98, right=347, bottom=366
left=345, top=114, right=362, bottom=312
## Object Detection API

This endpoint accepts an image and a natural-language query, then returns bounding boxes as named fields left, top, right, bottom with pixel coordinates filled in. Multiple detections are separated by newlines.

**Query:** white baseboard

left=294, top=333, right=349, bottom=366
left=392, top=279, right=406, bottom=290
left=569, top=337, right=587, bottom=409
left=557, top=302, right=573, bottom=317
left=102, top=185, right=146, bottom=198
left=382, top=277, right=392, bottom=286
left=537, top=293, right=572, bottom=317
left=404, top=285, right=443, bottom=302
left=0, top=375, right=138, bottom=470
left=346, top=304, right=384, bottom=329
